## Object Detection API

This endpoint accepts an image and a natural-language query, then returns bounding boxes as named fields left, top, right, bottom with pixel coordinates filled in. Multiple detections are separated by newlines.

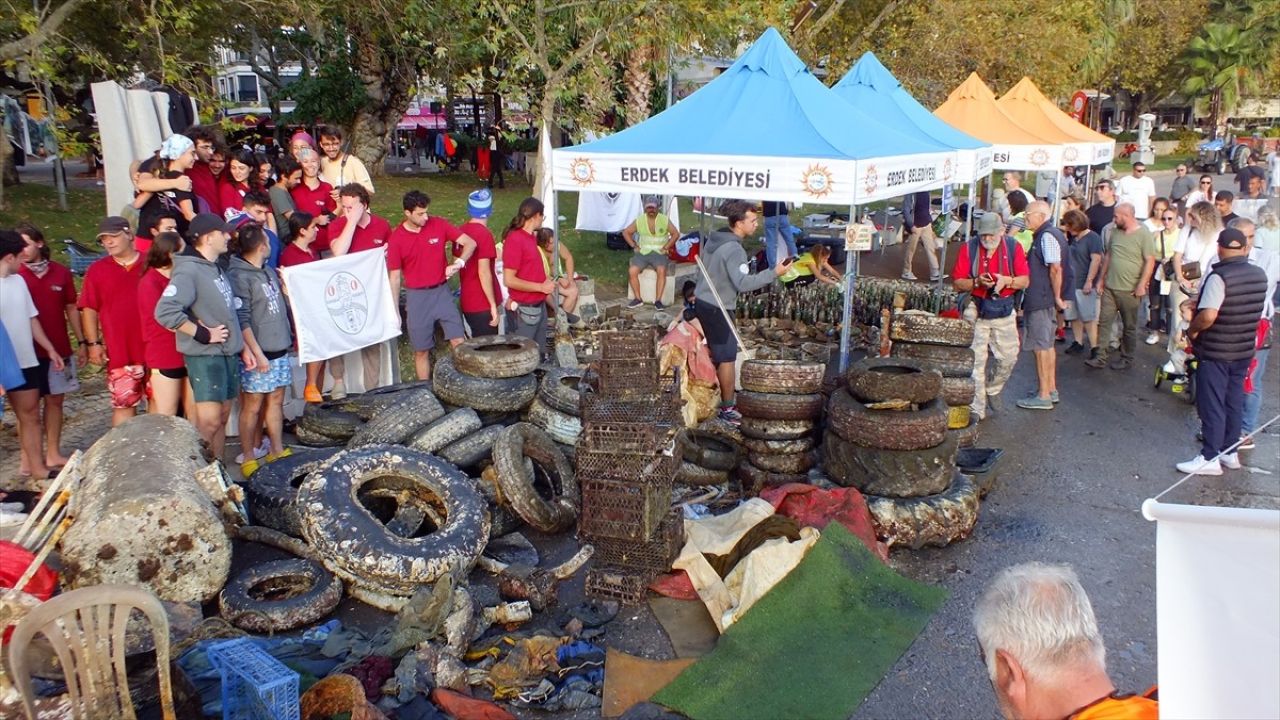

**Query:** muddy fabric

left=603, top=649, right=697, bottom=718
left=705, top=514, right=802, bottom=578
left=486, top=635, right=566, bottom=699
left=647, top=597, right=720, bottom=658
left=648, top=570, right=700, bottom=601
left=672, top=499, right=777, bottom=632
left=759, top=483, right=888, bottom=562
left=655, top=523, right=947, bottom=720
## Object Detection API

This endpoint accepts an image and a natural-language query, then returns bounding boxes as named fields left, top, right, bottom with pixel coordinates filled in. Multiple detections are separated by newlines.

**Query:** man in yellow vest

left=622, top=196, right=679, bottom=308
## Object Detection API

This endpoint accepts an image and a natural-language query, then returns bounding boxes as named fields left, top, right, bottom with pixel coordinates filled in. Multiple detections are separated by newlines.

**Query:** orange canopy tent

left=998, top=77, right=1114, bottom=167
left=934, top=72, right=1065, bottom=171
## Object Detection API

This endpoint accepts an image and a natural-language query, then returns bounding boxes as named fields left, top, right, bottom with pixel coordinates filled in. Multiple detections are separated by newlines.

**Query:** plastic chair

left=6, top=584, right=176, bottom=720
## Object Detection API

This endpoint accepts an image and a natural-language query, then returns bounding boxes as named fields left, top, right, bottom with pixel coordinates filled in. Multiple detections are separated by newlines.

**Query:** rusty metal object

left=479, top=544, right=595, bottom=610
left=59, top=415, right=231, bottom=603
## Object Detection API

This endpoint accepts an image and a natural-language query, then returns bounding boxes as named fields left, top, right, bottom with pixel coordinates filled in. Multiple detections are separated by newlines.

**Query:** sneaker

left=304, top=385, right=323, bottom=403
left=1055, top=328, right=1067, bottom=342
left=330, top=380, right=347, bottom=400
left=929, top=274, right=943, bottom=282
left=1109, top=340, right=1120, bottom=350
left=653, top=301, right=665, bottom=310
left=901, top=271, right=918, bottom=281
left=1109, top=357, right=1132, bottom=371
left=1176, top=455, right=1223, bottom=476
left=1145, top=332, right=1161, bottom=345
left=627, top=299, right=643, bottom=309
left=1220, top=452, right=1242, bottom=470
left=1089, top=347, right=1101, bottom=360
left=1238, top=435, right=1256, bottom=450
left=717, top=405, right=743, bottom=425
left=1065, top=341, right=1084, bottom=355
left=1085, top=356, right=1108, bottom=369
left=266, top=447, right=294, bottom=463
left=1050, top=390, right=1059, bottom=404
left=1016, top=395, right=1054, bottom=410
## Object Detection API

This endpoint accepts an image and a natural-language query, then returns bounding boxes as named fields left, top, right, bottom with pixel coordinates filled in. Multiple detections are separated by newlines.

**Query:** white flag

left=1143, top=499, right=1280, bottom=720
left=279, top=250, right=400, bottom=364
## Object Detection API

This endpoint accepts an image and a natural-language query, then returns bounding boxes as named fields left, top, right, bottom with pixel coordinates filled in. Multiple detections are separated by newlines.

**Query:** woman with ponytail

left=501, top=197, right=555, bottom=354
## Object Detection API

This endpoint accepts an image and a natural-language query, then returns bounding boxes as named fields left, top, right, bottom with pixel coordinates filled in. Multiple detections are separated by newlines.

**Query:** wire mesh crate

left=592, top=358, right=660, bottom=397
left=587, top=512, right=684, bottom=572
left=585, top=565, right=652, bottom=605
left=575, top=446, right=679, bottom=485
left=579, top=476, right=672, bottom=541
left=207, top=637, right=300, bottom=720
left=596, top=330, right=658, bottom=361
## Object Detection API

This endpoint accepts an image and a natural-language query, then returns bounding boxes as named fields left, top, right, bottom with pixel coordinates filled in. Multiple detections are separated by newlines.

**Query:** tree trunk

left=624, top=44, right=655, bottom=126
left=348, top=34, right=417, bottom=179
left=0, top=118, right=12, bottom=209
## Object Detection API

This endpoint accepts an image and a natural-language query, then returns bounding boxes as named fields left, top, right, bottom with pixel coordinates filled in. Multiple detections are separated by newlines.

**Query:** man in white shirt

left=317, top=125, right=375, bottom=201
left=1114, top=161, right=1156, bottom=220
left=1003, top=171, right=1036, bottom=205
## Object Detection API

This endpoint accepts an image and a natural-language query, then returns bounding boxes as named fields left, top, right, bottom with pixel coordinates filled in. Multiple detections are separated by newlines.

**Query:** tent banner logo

left=802, top=164, right=834, bottom=198
left=1030, top=148, right=1051, bottom=167
left=861, top=164, right=878, bottom=196
left=569, top=158, right=597, bottom=186
left=1063, top=146, right=1080, bottom=162
left=943, top=158, right=954, bottom=182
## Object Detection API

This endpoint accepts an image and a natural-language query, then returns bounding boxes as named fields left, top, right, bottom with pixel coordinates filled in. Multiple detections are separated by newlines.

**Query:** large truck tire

left=863, top=471, right=980, bottom=550
left=491, top=423, right=579, bottom=533
left=823, top=431, right=956, bottom=498
left=827, top=389, right=948, bottom=451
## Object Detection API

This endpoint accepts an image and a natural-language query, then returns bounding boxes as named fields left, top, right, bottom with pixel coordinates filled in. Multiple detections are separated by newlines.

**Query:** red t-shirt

left=220, top=180, right=249, bottom=216
left=78, top=254, right=147, bottom=369
left=502, top=228, right=547, bottom=305
left=17, top=262, right=76, bottom=359
left=291, top=181, right=336, bottom=251
left=387, top=217, right=462, bottom=288
left=136, top=268, right=184, bottom=371
left=329, top=214, right=392, bottom=254
left=953, top=238, right=1030, bottom=299
left=279, top=243, right=320, bottom=267
left=456, top=221, right=503, bottom=313
left=187, top=161, right=221, bottom=215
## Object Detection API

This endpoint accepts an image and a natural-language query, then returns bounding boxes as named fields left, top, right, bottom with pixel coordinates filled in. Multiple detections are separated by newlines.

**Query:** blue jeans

left=1242, top=345, right=1269, bottom=434
left=763, top=215, right=797, bottom=268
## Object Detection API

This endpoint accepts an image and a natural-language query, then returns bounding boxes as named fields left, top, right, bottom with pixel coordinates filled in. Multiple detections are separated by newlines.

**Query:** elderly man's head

left=1026, top=201, right=1051, bottom=230
left=974, top=563, right=1110, bottom=720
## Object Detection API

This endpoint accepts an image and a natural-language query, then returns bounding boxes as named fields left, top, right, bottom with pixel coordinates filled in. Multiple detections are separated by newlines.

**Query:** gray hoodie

left=154, top=253, right=244, bottom=356
left=693, top=228, right=776, bottom=310
left=229, top=256, right=292, bottom=354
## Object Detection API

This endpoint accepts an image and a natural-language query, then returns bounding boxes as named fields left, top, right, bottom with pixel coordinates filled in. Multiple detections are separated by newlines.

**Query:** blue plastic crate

left=207, top=638, right=300, bottom=720
left=65, top=240, right=105, bottom=275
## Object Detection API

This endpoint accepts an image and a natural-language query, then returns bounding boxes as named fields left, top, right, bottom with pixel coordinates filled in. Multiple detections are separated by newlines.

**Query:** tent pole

left=838, top=201, right=858, bottom=372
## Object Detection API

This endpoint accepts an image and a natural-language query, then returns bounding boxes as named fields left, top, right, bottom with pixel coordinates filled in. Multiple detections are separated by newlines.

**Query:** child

left=230, top=222, right=294, bottom=476
left=1163, top=298, right=1198, bottom=376
left=535, top=228, right=580, bottom=325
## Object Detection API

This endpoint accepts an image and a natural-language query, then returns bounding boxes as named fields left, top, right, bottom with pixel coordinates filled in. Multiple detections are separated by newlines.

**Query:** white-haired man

left=973, top=563, right=1158, bottom=720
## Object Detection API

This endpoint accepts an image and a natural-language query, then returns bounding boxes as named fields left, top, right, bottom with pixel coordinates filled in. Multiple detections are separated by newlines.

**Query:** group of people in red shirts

left=1, top=123, right=566, bottom=477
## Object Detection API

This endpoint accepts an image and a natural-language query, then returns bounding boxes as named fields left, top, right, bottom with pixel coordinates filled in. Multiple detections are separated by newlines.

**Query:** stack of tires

left=434, top=336, right=541, bottom=421
left=734, top=360, right=826, bottom=495
left=824, top=357, right=980, bottom=549
left=888, top=311, right=980, bottom=448
left=675, top=429, right=741, bottom=486
left=526, top=367, right=586, bottom=456
left=578, top=330, right=683, bottom=605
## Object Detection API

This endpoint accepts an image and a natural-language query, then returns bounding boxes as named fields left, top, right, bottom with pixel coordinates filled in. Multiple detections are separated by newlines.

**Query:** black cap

left=97, top=216, right=131, bottom=236
left=1218, top=227, right=1247, bottom=249
left=187, top=213, right=238, bottom=239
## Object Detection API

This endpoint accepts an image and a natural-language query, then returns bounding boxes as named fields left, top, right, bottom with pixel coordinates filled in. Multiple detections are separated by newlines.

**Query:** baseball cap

left=467, top=189, right=493, bottom=218
left=187, top=213, right=238, bottom=239
left=643, top=196, right=660, bottom=209
left=97, top=216, right=131, bottom=236
left=1217, top=227, right=1247, bottom=249
left=976, top=213, right=1003, bottom=236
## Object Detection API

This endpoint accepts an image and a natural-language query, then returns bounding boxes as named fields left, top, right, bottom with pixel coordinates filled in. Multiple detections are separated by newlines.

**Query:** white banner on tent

left=1142, top=499, right=1280, bottom=720
left=990, top=144, right=1067, bottom=171
left=958, top=147, right=996, bottom=184
left=278, top=250, right=400, bottom=364
left=554, top=150, right=957, bottom=204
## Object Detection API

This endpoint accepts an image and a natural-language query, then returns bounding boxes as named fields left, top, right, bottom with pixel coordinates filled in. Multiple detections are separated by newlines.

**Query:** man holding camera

left=953, top=213, right=1030, bottom=421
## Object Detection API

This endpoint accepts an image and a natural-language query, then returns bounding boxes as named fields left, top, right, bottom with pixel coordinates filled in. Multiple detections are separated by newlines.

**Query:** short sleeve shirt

left=1115, top=175, right=1157, bottom=218
left=0, top=274, right=39, bottom=368
left=279, top=242, right=319, bottom=267
left=953, top=239, right=1030, bottom=299
left=1068, top=232, right=1104, bottom=289
left=502, top=228, right=548, bottom=305
left=457, top=222, right=503, bottom=313
left=137, top=268, right=185, bottom=371
left=78, top=255, right=147, bottom=369
left=386, top=217, right=462, bottom=288
left=269, top=185, right=296, bottom=239
left=1086, top=203, right=1116, bottom=235
left=1104, top=226, right=1156, bottom=289
left=329, top=214, right=392, bottom=254
left=291, top=181, right=336, bottom=251
left=18, top=262, right=76, bottom=358
left=1197, top=272, right=1226, bottom=311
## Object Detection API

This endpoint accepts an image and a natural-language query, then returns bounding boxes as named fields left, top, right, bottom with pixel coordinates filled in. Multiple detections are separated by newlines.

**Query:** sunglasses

left=1162, top=215, right=1176, bottom=221
left=1201, top=181, right=1212, bottom=185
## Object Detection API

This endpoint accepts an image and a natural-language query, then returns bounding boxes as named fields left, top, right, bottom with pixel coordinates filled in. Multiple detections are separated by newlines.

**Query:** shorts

left=108, top=365, right=146, bottom=408
left=152, top=366, right=188, bottom=380
left=9, top=361, right=50, bottom=395
left=694, top=299, right=738, bottom=364
left=241, top=354, right=294, bottom=394
left=464, top=309, right=500, bottom=337
left=1024, top=308, right=1056, bottom=351
left=1066, top=288, right=1100, bottom=322
left=185, top=354, right=241, bottom=403
left=406, top=285, right=465, bottom=351
left=630, top=253, right=668, bottom=271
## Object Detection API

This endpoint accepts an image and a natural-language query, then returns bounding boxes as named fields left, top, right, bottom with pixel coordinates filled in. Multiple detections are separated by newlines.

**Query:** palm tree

left=1181, top=20, right=1269, bottom=138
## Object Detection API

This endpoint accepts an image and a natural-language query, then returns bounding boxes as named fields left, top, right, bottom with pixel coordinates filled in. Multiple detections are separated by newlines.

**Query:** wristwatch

left=85, top=340, right=103, bottom=346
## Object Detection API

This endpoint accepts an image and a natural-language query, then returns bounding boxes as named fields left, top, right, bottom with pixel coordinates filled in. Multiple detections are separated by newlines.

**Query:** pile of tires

left=525, top=367, right=586, bottom=453
left=734, top=360, right=825, bottom=494
left=889, top=311, right=980, bottom=449
left=824, top=356, right=980, bottom=549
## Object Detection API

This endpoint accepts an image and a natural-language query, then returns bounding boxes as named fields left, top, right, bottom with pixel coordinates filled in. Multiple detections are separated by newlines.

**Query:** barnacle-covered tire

left=676, top=461, right=731, bottom=486
left=863, top=471, right=980, bottom=550
left=438, top=425, right=506, bottom=469
left=739, top=416, right=816, bottom=441
left=243, top=448, right=343, bottom=536
left=889, top=312, right=975, bottom=347
left=889, top=341, right=975, bottom=378
left=845, top=357, right=942, bottom=405
left=739, top=360, right=824, bottom=395
left=827, top=389, right=948, bottom=451
left=741, top=435, right=815, bottom=455
left=219, top=558, right=342, bottom=633
left=346, top=387, right=445, bottom=447
left=407, top=408, right=483, bottom=455
left=823, top=431, right=956, bottom=498
left=538, top=367, right=586, bottom=417
left=677, top=429, right=742, bottom=471
left=735, top=391, right=824, bottom=421
left=941, top=376, right=977, bottom=407
left=296, top=400, right=363, bottom=441
left=434, top=355, right=538, bottom=413
left=746, top=450, right=816, bottom=474
left=341, top=380, right=436, bottom=419
left=737, top=461, right=809, bottom=495
left=453, top=336, right=541, bottom=379
left=523, top=398, right=583, bottom=446
left=491, top=423, right=579, bottom=533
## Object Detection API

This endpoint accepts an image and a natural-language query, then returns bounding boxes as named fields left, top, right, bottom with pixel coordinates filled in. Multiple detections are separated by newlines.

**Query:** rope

left=1153, top=412, right=1280, bottom=503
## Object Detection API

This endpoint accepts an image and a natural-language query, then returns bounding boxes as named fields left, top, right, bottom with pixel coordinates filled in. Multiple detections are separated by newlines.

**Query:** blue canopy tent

left=832, top=52, right=993, bottom=184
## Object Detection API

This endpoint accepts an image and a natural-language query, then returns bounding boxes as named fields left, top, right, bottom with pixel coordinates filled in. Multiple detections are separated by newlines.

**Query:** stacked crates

left=578, top=331, right=683, bottom=604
